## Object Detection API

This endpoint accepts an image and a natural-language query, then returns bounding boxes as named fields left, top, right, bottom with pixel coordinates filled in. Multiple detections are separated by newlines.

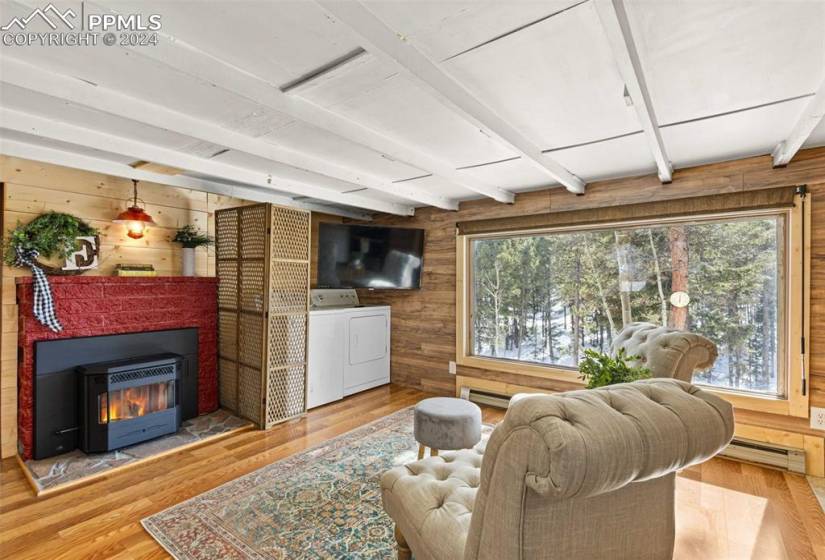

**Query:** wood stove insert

left=78, top=355, right=183, bottom=453
left=32, top=328, right=199, bottom=460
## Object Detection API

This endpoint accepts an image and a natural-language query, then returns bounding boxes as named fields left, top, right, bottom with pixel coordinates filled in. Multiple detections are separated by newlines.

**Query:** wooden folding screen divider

left=215, top=203, right=310, bottom=428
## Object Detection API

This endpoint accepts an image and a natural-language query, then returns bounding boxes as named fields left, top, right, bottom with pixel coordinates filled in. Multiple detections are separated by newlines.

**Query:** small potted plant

left=578, top=347, right=651, bottom=389
left=173, top=225, right=213, bottom=277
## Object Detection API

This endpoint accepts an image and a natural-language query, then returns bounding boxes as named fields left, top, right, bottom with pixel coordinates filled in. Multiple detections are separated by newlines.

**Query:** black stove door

left=78, top=372, right=109, bottom=454
left=34, top=369, right=78, bottom=460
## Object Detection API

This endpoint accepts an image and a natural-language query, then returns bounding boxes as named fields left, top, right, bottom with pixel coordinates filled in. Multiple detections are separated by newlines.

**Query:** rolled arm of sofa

left=612, top=322, right=718, bottom=382
left=484, top=379, right=734, bottom=501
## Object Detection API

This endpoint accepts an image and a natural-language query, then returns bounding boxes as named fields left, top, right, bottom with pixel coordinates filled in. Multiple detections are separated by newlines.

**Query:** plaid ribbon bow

left=15, top=247, right=63, bottom=333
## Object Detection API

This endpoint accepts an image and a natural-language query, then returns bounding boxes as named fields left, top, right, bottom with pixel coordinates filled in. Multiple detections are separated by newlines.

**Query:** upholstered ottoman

left=382, top=448, right=484, bottom=560
left=414, top=397, right=482, bottom=459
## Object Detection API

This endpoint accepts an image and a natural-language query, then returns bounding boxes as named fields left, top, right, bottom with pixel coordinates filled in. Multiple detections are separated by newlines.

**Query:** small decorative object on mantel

left=62, top=236, right=99, bottom=272
left=173, top=225, right=213, bottom=277
left=114, top=264, right=157, bottom=277
left=3, top=212, right=100, bottom=332
left=578, top=348, right=651, bottom=389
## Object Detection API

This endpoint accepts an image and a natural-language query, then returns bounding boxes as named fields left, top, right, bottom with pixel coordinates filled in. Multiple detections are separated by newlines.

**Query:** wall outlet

left=811, top=407, right=825, bottom=430
left=448, top=361, right=457, bottom=375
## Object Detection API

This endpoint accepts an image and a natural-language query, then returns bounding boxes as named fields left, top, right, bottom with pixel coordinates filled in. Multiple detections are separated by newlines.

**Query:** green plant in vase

left=173, top=225, right=213, bottom=277
left=173, top=225, right=213, bottom=248
left=578, top=347, right=652, bottom=389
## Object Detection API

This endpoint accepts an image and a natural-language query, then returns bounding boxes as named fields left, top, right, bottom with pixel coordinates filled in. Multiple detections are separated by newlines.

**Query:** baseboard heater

left=719, top=437, right=806, bottom=474
left=460, top=386, right=512, bottom=409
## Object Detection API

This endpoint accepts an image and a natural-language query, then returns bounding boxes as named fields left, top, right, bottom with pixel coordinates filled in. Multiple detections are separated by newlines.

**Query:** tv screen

left=317, top=224, right=425, bottom=289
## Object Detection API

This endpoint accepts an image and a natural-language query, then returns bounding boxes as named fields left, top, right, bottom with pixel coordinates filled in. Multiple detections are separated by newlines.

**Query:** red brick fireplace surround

left=16, top=276, right=219, bottom=459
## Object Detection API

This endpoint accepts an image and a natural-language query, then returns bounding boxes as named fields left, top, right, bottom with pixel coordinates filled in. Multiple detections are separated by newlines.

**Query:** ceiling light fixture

left=113, top=179, right=156, bottom=239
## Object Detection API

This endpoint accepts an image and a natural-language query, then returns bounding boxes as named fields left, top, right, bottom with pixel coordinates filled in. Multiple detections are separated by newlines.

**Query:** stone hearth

left=22, top=408, right=250, bottom=495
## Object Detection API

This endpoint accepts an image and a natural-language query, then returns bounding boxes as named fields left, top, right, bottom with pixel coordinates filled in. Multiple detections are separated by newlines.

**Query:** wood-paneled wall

left=338, top=147, right=825, bottom=440
left=0, top=155, right=251, bottom=458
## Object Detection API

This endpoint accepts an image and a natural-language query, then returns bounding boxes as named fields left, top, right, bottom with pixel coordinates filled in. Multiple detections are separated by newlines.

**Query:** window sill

left=458, top=355, right=587, bottom=386
left=457, top=355, right=806, bottom=418
left=710, top=389, right=799, bottom=417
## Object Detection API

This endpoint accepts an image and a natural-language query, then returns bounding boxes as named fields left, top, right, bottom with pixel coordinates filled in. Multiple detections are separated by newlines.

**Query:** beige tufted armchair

left=611, top=322, right=718, bottom=382
left=382, top=379, right=734, bottom=560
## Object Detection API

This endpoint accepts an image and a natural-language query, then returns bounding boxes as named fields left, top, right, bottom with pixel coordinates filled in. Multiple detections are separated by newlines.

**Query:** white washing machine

left=307, top=289, right=391, bottom=409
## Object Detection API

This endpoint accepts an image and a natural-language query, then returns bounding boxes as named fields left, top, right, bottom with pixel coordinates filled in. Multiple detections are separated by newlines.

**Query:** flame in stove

left=99, top=393, right=108, bottom=424
left=100, top=382, right=173, bottom=424
left=115, top=387, right=147, bottom=420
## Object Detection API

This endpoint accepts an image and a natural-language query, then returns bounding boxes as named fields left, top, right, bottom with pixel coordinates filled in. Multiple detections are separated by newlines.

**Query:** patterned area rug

left=143, top=407, right=425, bottom=559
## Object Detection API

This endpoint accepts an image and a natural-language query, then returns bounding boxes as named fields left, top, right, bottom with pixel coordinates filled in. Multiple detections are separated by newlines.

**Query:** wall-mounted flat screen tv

left=317, top=223, right=425, bottom=289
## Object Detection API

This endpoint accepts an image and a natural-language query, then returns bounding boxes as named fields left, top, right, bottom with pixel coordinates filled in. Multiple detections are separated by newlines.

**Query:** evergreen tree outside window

left=469, top=214, right=784, bottom=397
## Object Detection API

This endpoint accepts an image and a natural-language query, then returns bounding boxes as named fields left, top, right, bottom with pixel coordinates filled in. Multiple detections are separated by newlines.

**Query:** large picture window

left=468, top=213, right=787, bottom=397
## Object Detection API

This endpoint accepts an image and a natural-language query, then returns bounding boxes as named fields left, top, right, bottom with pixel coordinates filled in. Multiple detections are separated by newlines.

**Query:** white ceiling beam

left=0, top=137, right=373, bottom=220
left=0, top=108, right=415, bottom=216
left=772, top=81, right=825, bottom=167
left=594, top=0, right=673, bottom=183
left=0, top=57, right=456, bottom=211
left=315, top=0, right=586, bottom=195
left=72, top=0, right=514, bottom=204
left=281, top=48, right=370, bottom=94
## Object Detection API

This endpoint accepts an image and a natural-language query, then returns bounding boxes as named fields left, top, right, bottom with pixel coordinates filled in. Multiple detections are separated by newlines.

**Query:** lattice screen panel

left=269, top=261, right=309, bottom=313
left=266, top=365, right=306, bottom=426
left=264, top=205, right=309, bottom=428
left=240, top=205, right=268, bottom=259
left=218, top=311, right=237, bottom=359
left=217, top=261, right=237, bottom=309
left=216, top=207, right=241, bottom=420
left=271, top=207, right=310, bottom=260
left=216, top=203, right=309, bottom=429
left=215, top=209, right=238, bottom=260
left=240, top=260, right=265, bottom=313
left=238, top=312, right=263, bottom=367
left=217, top=205, right=267, bottom=426
left=219, top=359, right=238, bottom=411
left=238, top=365, right=263, bottom=423
left=268, top=314, right=307, bottom=368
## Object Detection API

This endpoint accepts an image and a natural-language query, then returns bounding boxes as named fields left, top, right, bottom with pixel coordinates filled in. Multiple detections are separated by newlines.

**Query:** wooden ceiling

left=1, top=0, right=824, bottom=218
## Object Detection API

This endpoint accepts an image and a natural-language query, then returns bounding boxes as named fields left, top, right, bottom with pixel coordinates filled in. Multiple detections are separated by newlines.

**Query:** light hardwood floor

left=1, top=384, right=824, bottom=559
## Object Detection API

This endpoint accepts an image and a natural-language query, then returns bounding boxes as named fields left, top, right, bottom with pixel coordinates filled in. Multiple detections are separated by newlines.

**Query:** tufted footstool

left=414, top=397, right=482, bottom=460
left=382, top=448, right=484, bottom=560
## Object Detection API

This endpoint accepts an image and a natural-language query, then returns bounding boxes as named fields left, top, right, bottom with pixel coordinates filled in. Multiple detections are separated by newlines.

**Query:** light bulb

left=127, top=221, right=146, bottom=239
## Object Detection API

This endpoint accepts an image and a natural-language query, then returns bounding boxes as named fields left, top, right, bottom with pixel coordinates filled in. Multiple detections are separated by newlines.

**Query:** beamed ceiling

left=1, top=0, right=824, bottom=218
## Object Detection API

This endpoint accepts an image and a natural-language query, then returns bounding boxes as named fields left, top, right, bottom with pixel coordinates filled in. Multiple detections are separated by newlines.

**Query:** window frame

left=456, top=201, right=810, bottom=418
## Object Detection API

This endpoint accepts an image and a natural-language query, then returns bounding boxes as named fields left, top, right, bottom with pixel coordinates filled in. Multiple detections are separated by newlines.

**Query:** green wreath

left=3, top=211, right=99, bottom=272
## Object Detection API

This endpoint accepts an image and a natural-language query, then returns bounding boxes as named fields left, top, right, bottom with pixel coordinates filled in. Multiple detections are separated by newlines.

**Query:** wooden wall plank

left=0, top=156, right=208, bottom=210
left=4, top=186, right=209, bottom=230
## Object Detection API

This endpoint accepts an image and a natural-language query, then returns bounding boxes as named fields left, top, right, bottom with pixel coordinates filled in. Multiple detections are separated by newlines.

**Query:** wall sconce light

left=113, top=180, right=156, bottom=239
